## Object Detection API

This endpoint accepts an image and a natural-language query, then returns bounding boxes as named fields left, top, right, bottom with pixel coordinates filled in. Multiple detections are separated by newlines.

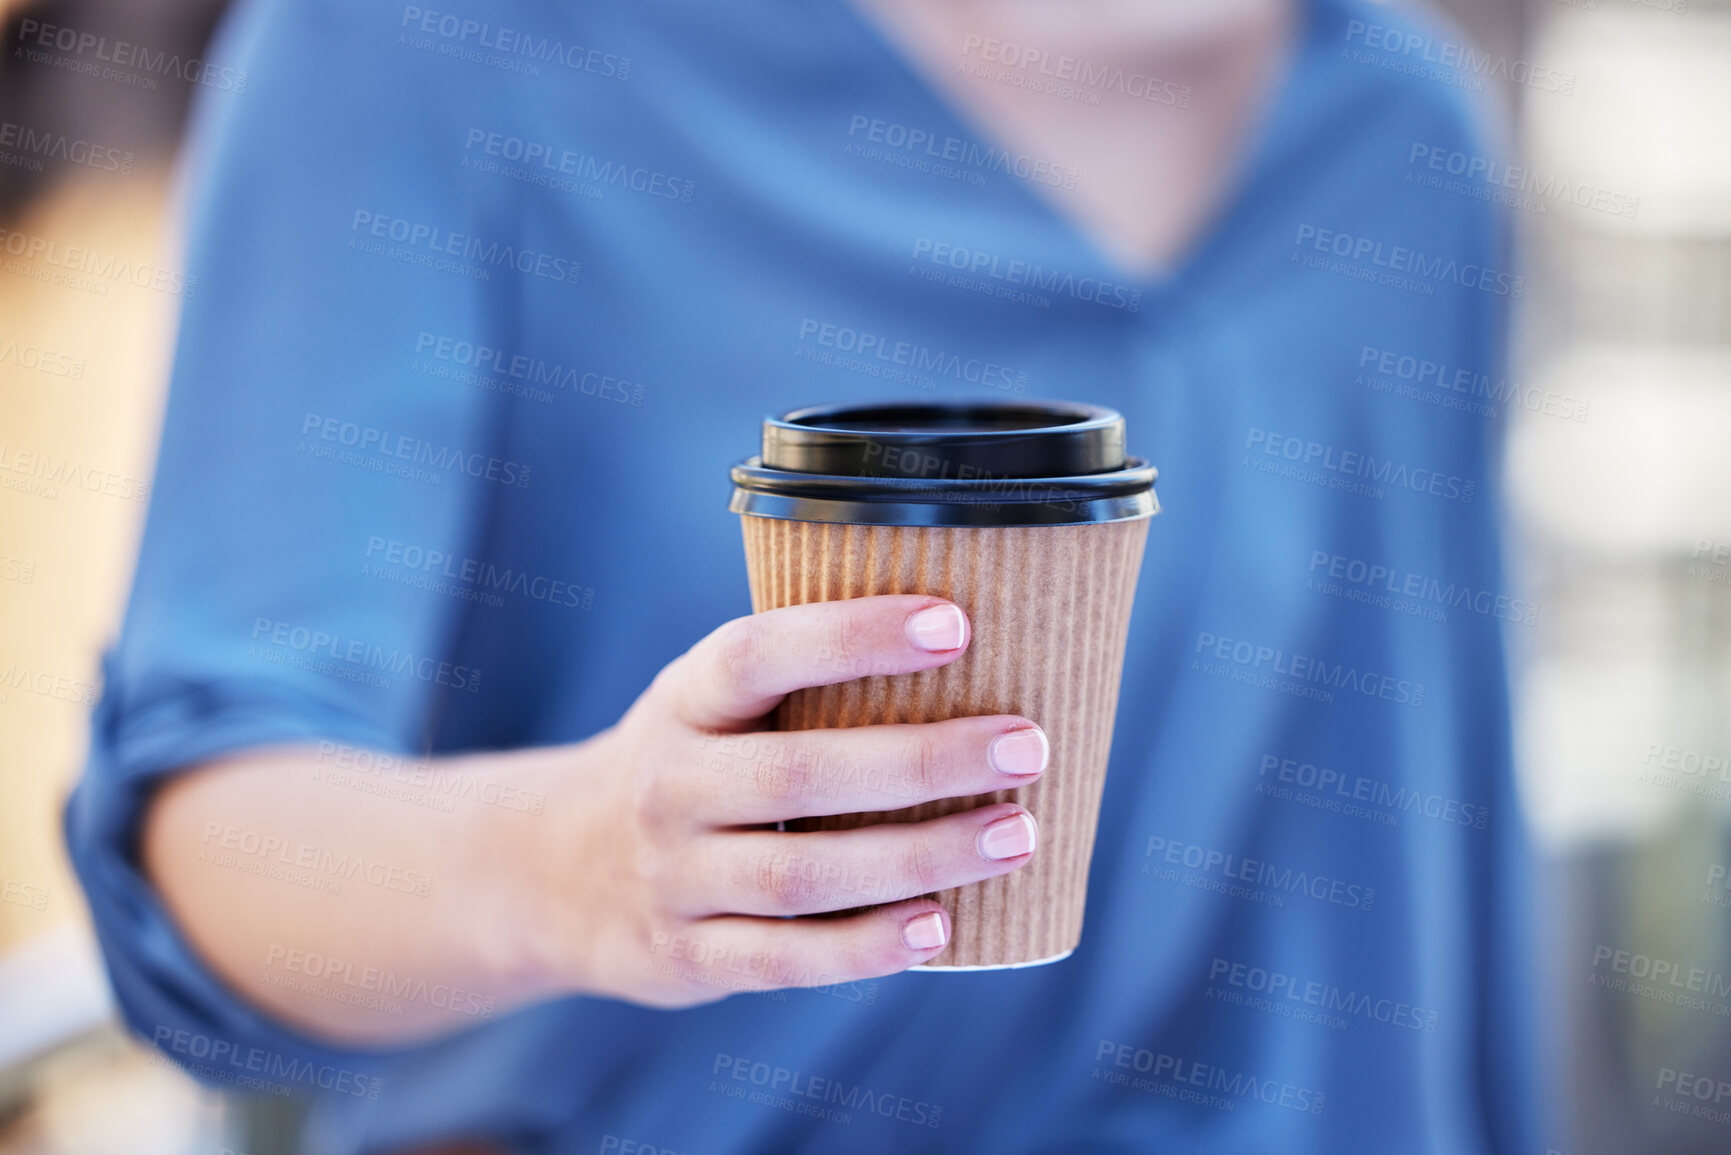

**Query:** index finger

left=664, top=596, right=970, bottom=730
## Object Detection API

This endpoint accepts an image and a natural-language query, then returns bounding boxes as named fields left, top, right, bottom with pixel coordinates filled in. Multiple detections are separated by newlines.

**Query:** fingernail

left=978, top=812, right=1037, bottom=861
left=988, top=727, right=1048, bottom=777
left=902, top=911, right=948, bottom=951
left=905, top=604, right=967, bottom=652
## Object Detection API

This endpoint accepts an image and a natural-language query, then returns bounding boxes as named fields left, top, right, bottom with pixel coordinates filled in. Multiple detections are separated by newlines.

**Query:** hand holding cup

left=548, top=595, right=1047, bottom=1006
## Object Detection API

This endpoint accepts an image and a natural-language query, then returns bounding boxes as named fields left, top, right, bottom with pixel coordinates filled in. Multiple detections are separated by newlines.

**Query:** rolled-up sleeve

left=65, top=0, right=516, bottom=1085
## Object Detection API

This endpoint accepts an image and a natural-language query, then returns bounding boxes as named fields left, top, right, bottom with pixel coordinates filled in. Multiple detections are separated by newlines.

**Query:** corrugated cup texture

left=740, top=515, right=1148, bottom=967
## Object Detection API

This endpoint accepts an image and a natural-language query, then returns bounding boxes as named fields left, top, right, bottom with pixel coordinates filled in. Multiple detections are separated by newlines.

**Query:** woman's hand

left=529, top=595, right=1047, bottom=1006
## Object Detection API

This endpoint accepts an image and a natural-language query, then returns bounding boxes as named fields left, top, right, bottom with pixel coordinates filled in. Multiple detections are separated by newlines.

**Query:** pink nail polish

left=978, top=813, right=1037, bottom=861
left=902, top=911, right=948, bottom=950
left=905, top=604, right=967, bottom=652
left=988, top=728, right=1048, bottom=776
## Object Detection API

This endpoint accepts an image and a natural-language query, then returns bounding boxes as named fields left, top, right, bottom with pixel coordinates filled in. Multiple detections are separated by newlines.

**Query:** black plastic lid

left=729, top=400, right=1158, bottom=527
left=764, top=400, right=1127, bottom=477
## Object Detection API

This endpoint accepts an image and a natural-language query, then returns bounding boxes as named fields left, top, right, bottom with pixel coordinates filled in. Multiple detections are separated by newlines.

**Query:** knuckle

left=625, top=781, right=666, bottom=852
left=753, top=739, right=816, bottom=806
left=898, top=839, right=943, bottom=897
left=906, top=731, right=944, bottom=799
left=713, top=618, right=765, bottom=691
left=626, top=771, right=658, bottom=831
left=627, top=833, right=673, bottom=898
left=825, top=611, right=870, bottom=674
left=755, top=850, right=821, bottom=913
left=630, top=753, right=683, bottom=836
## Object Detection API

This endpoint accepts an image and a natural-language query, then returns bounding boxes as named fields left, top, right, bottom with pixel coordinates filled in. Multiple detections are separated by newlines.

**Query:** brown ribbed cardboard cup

left=728, top=401, right=1157, bottom=969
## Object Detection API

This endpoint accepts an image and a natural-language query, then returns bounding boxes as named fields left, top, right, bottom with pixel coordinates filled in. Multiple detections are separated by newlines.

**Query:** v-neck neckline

left=832, top=0, right=1322, bottom=309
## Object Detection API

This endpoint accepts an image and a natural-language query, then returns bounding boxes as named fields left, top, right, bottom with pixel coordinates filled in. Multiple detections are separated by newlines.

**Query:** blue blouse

left=66, top=0, right=1539, bottom=1150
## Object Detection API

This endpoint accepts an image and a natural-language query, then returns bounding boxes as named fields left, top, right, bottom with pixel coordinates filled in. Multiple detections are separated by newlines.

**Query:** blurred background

left=0, top=0, right=1725, bottom=1152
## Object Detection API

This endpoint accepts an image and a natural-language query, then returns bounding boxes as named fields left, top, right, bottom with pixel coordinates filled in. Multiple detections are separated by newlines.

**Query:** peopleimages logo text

left=1207, top=957, right=1440, bottom=1032
left=1592, top=945, right=1731, bottom=999
left=1357, top=345, right=1588, bottom=422
left=1295, top=225, right=1525, bottom=298
left=0, top=442, right=148, bottom=502
left=1308, top=549, right=1535, bottom=626
left=264, top=945, right=495, bottom=1019
left=797, top=318, right=1028, bottom=393
left=399, top=7, right=629, bottom=78
left=0, top=336, right=84, bottom=379
left=300, top=413, right=532, bottom=488
left=414, top=332, right=643, bottom=406
left=1094, top=1041, right=1326, bottom=1114
left=0, top=877, right=49, bottom=911
left=0, top=662, right=99, bottom=706
left=0, top=226, right=196, bottom=297
left=1145, top=835, right=1376, bottom=910
left=1655, top=1067, right=1731, bottom=1124
left=910, top=238, right=1141, bottom=312
left=14, top=19, right=248, bottom=91
left=250, top=617, right=482, bottom=693
left=0, top=120, right=134, bottom=174
left=960, top=37, right=1191, bottom=107
left=1343, top=20, right=1575, bottom=94
left=365, top=536, right=593, bottom=610
left=1259, top=753, right=1489, bottom=829
left=462, top=130, right=693, bottom=202
left=1195, top=630, right=1426, bottom=708
left=711, top=1054, right=942, bottom=1128
left=846, top=114, right=1078, bottom=188
left=1246, top=428, right=1475, bottom=503
left=1408, top=144, right=1638, bottom=219
left=350, top=211, right=580, bottom=285
left=152, top=1026, right=381, bottom=1098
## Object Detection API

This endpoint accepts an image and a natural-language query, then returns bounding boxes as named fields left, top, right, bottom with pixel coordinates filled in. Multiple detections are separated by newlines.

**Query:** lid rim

left=761, top=398, right=1131, bottom=479
left=730, top=456, right=1157, bottom=527
left=731, top=456, right=1157, bottom=495
left=728, top=488, right=1158, bottom=528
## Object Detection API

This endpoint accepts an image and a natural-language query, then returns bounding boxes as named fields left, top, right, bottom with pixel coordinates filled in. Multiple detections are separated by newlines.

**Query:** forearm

left=141, top=742, right=582, bottom=1047
left=136, top=597, right=1041, bottom=1043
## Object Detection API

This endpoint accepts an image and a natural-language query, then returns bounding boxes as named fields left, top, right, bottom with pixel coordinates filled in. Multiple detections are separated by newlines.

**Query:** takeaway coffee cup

left=728, top=400, right=1157, bottom=968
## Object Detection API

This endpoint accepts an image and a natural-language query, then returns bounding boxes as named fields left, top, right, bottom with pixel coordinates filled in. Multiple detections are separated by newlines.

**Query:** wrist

left=464, top=734, right=617, bottom=1006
